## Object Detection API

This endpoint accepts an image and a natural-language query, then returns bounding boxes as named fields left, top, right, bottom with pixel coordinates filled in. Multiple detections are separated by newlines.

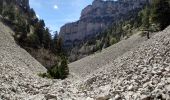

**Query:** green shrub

left=48, top=64, right=60, bottom=79
left=25, top=34, right=40, bottom=48
left=59, top=58, right=69, bottom=79
left=38, top=73, right=52, bottom=78
left=110, top=37, right=117, bottom=45
left=45, top=57, right=69, bottom=79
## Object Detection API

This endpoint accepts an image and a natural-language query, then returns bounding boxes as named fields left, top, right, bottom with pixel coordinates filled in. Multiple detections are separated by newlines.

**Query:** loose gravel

left=0, top=20, right=170, bottom=100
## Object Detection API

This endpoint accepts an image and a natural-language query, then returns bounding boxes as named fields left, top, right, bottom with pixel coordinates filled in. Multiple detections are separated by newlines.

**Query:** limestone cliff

left=59, top=0, right=150, bottom=48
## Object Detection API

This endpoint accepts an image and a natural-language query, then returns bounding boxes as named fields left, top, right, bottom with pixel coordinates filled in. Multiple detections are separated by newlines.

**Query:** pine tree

left=151, top=0, right=170, bottom=30
left=52, top=31, right=59, bottom=53
left=56, top=37, right=63, bottom=53
left=47, top=56, right=69, bottom=79
left=139, top=6, right=151, bottom=30
left=59, top=57, right=69, bottom=79
left=43, top=28, right=52, bottom=49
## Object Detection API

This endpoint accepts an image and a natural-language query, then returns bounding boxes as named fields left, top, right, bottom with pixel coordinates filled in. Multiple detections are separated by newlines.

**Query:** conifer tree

left=151, top=0, right=170, bottom=30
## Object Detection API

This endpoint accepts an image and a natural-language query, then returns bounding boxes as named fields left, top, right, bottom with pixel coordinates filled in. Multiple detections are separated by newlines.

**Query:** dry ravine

left=0, top=19, right=170, bottom=100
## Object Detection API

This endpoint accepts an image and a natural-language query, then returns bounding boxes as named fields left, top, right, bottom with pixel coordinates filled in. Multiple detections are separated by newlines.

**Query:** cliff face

left=59, top=0, right=149, bottom=48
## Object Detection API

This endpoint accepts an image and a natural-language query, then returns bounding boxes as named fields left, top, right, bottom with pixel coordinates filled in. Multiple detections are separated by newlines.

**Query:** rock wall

left=59, top=0, right=150, bottom=48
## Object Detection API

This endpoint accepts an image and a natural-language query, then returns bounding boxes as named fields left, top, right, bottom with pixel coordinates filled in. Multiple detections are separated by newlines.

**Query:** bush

left=110, top=37, right=117, bottom=45
left=25, top=34, right=40, bottom=48
left=47, top=64, right=60, bottom=79
left=59, top=58, right=69, bottom=79
left=46, top=57, right=69, bottom=79
left=38, top=73, right=52, bottom=78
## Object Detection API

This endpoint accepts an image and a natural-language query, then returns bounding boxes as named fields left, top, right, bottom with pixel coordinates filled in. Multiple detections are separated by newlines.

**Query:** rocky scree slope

left=0, top=20, right=91, bottom=100
left=1, top=17, right=170, bottom=99
left=69, top=32, right=151, bottom=78
left=0, top=20, right=48, bottom=99
left=78, top=26, right=170, bottom=99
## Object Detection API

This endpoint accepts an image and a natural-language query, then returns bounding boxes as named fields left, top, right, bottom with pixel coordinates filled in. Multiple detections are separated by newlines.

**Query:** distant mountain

left=59, top=0, right=150, bottom=48
left=59, top=0, right=150, bottom=62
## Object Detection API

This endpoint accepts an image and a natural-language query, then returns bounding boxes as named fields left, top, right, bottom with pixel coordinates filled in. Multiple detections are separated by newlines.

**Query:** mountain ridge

left=59, top=0, right=150, bottom=48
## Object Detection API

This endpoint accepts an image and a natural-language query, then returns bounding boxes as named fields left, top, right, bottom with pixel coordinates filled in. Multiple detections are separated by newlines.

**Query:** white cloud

left=53, top=5, right=58, bottom=10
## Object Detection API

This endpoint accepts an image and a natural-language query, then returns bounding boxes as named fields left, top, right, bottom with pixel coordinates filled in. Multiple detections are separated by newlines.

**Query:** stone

left=165, top=85, right=170, bottom=92
left=165, top=67, right=170, bottom=72
left=114, top=94, right=121, bottom=100
left=45, top=94, right=57, bottom=100
left=86, top=97, right=94, bottom=100
left=128, top=85, right=133, bottom=91
left=28, top=94, right=46, bottom=100
left=96, top=96, right=110, bottom=100
left=141, top=95, right=151, bottom=100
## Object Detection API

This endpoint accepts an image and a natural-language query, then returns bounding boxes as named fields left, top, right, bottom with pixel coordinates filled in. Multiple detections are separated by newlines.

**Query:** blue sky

left=29, top=0, right=92, bottom=34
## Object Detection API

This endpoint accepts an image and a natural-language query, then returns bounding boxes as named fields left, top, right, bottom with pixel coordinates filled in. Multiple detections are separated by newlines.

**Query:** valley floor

left=0, top=20, right=170, bottom=100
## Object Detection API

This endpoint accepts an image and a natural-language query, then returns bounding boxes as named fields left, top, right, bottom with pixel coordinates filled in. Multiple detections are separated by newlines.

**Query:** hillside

left=0, top=20, right=72, bottom=99
left=1, top=15, right=170, bottom=99
left=80, top=26, right=170, bottom=99
left=69, top=32, right=153, bottom=78
left=0, top=21, right=46, bottom=74
left=0, top=0, right=59, bottom=68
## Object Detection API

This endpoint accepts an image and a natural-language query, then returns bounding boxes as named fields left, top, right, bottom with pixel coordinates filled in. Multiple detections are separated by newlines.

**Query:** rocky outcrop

left=59, top=0, right=150, bottom=48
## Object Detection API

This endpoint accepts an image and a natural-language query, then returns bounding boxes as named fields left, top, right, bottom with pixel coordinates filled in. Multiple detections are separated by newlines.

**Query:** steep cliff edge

left=59, top=0, right=149, bottom=48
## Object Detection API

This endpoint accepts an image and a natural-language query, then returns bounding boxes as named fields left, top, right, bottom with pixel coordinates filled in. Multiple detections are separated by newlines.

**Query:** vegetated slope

left=69, top=32, right=150, bottom=78
left=0, top=0, right=59, bottom=68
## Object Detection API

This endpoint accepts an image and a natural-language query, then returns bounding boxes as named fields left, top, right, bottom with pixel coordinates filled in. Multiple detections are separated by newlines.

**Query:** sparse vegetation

left=39, top=56, right=69, bottom=79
